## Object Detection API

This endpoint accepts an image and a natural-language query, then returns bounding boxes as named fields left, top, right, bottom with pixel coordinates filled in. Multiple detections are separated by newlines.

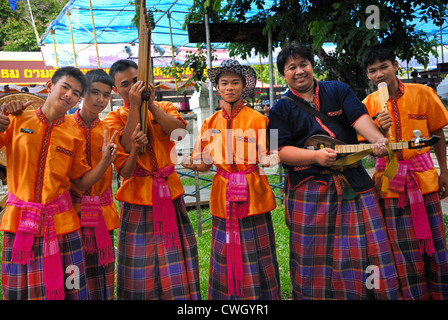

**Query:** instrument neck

left=335, top=141, right=407, bottom=154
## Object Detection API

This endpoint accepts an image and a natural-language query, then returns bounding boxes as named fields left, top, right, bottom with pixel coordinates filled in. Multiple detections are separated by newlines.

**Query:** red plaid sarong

left=216, top=165, right=258, bottom=298
left=376, top=151, right=435, bottom=255
left=6, top=191, right=73, bottom=300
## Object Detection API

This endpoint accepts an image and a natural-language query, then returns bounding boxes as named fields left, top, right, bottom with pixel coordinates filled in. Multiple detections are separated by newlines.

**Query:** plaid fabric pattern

left=84, top=231, right=115, bottom=300
left=116, top=197, right=201, bottom=300
left=208, top=213, right=281, bottom=300
left=286, top=177, right=401, bottom=300
left=1, top=230, right=88, bottom=300
left=379, top=192, right=448, bottom=299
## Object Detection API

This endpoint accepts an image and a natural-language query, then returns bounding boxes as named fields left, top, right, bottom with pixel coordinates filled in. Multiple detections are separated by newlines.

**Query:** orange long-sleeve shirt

left=192, top=104, right=276, bottom=219
left=363, top=80, right=448, bottom=198
left=0, top=107, right=90, bottom=235
left=103, top=101, right=186, bottom=206
left=67, top=111, right=121, bottom=231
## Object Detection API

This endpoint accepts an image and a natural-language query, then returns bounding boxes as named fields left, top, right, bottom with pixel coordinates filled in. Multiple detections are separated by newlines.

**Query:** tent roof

left=39, top=1, right=448, bottom=47
left=38, top=0, right=275, bottom=49
left=38, top=1, right=448, bottom=69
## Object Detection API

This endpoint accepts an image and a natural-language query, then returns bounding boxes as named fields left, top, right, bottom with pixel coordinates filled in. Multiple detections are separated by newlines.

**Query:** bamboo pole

left=168, top=11, right=178, bottom=91
left=66, top=9, right=77, bottom=67
left=51, top=29, right=59, bottom=69
left=88, top=0, right=101, bottom=68
left=26, top=0, right=40, bottom=45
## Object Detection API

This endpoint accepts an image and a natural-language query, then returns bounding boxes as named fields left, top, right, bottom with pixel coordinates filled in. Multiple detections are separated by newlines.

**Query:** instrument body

left=304, top=133, right=440, bottom=158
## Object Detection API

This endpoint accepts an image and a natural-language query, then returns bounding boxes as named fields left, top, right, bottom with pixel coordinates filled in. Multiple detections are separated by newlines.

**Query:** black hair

left=276, top=41, right=315, bottom=76
left=109, top=59, right=138, bottom=85
left=361, top=43, right=396, bottom=71
left=85, top=68, right=114, bottom=90
left=51, top=66, right=87, bottom=96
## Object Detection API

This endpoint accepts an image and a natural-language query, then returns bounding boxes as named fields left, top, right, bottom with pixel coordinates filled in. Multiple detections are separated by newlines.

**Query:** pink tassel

left=420, top=237, right=435, bottom=256
left=11, top=249, right=35, bottom=264
left=154, top=221, right=163, bottom=235
left=97, top=247, right=114, bottom=268
left=83, top=234, right=97, bottom=255
left=163, top=231, right=177, bottom=249
left=397, top=193, right=408, bottom=209
left=45, top=288, right=65, bottom=300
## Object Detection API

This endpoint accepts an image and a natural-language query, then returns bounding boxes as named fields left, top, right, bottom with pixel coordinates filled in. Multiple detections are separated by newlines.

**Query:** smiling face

left=83, top=81, right=112, bottom=114
left=46, top=75, right=83, bottom=114
left=216, top=71, right=245, bottom=105
left=281, top=54, right=314, bottom=94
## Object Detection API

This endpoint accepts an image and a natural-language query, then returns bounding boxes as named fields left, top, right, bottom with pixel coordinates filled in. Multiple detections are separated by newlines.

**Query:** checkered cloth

left=116, top=197, right=201, bottom=300
left=1, top=230, right=88, bottom=300
left=83, top=231, right=116, bottom=300
left=380, top=192, right=448, bottom=299
left=285, top=176, right=402, bottom=300
left=208, top=213, right=281, bottom=300
left=376, top=151, right=436, bottom=256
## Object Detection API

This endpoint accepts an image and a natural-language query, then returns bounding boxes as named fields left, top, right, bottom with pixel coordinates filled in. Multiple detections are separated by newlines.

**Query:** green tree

left=0, top=0, right=66, bottom=51
left=184, top=0, right=446, bottom=98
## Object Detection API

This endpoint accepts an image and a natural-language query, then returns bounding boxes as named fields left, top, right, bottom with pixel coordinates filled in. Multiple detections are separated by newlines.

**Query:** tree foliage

left=0, top=0, right=66, bottom=52
left=184, top=0, right=447, bottom=97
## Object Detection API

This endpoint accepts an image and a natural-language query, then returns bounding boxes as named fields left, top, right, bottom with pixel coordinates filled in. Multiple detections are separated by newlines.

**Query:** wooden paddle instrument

left=304, top=131, right=440, bottom=157
left=377, top=81, right=393, bottom=141
left=137, top=0, right=152, bottom=152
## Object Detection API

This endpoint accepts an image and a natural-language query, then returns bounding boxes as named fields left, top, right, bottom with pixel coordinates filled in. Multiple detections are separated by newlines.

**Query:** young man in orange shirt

left=68, top=68, right=148, bottom=299
left=0, top=66, right=118, bottom=300
left=362, top=43, right=448, bottom=299
left=103, top=59, right=200, bottom=300
left=182, top=59, right=281, bottom=299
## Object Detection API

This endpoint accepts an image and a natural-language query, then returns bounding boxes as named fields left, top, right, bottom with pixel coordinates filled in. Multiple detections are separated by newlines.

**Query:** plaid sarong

left=286, top=177, right=401, bottom=300
left=376, top=151, right=435, bottom=255
left=1, top=230, right=88, bottom=300
left=116, top=197, right=200, bottom=300
left=83, top=231, right=116, bottom=300
left=208, top=213, right=281, bottom=300
left=380, top=192, right=448, bottom=300
left=216, top=165, right=258, bottom=297
left=6, top=191, right=74, bottom=300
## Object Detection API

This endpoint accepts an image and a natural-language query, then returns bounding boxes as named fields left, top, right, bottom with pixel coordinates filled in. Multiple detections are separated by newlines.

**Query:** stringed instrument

left=304, top=131, right=440, bottom=157
left=137, top=0, right=152, bottom=152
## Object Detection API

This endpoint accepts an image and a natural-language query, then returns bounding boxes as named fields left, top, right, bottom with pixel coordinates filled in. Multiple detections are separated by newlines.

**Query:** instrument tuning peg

left=413, top=129, right=422, bottom=146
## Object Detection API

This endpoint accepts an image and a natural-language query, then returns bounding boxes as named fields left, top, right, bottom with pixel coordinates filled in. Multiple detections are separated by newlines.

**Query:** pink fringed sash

left=217, top=165, right=258, bottom=297
left=133, top=165, right=178, bottom=248
left=71, top=187, right=114, bottom=267
left=7, top=191, right=73, bottom=300
left=376, top=151, right=435, bottom=255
